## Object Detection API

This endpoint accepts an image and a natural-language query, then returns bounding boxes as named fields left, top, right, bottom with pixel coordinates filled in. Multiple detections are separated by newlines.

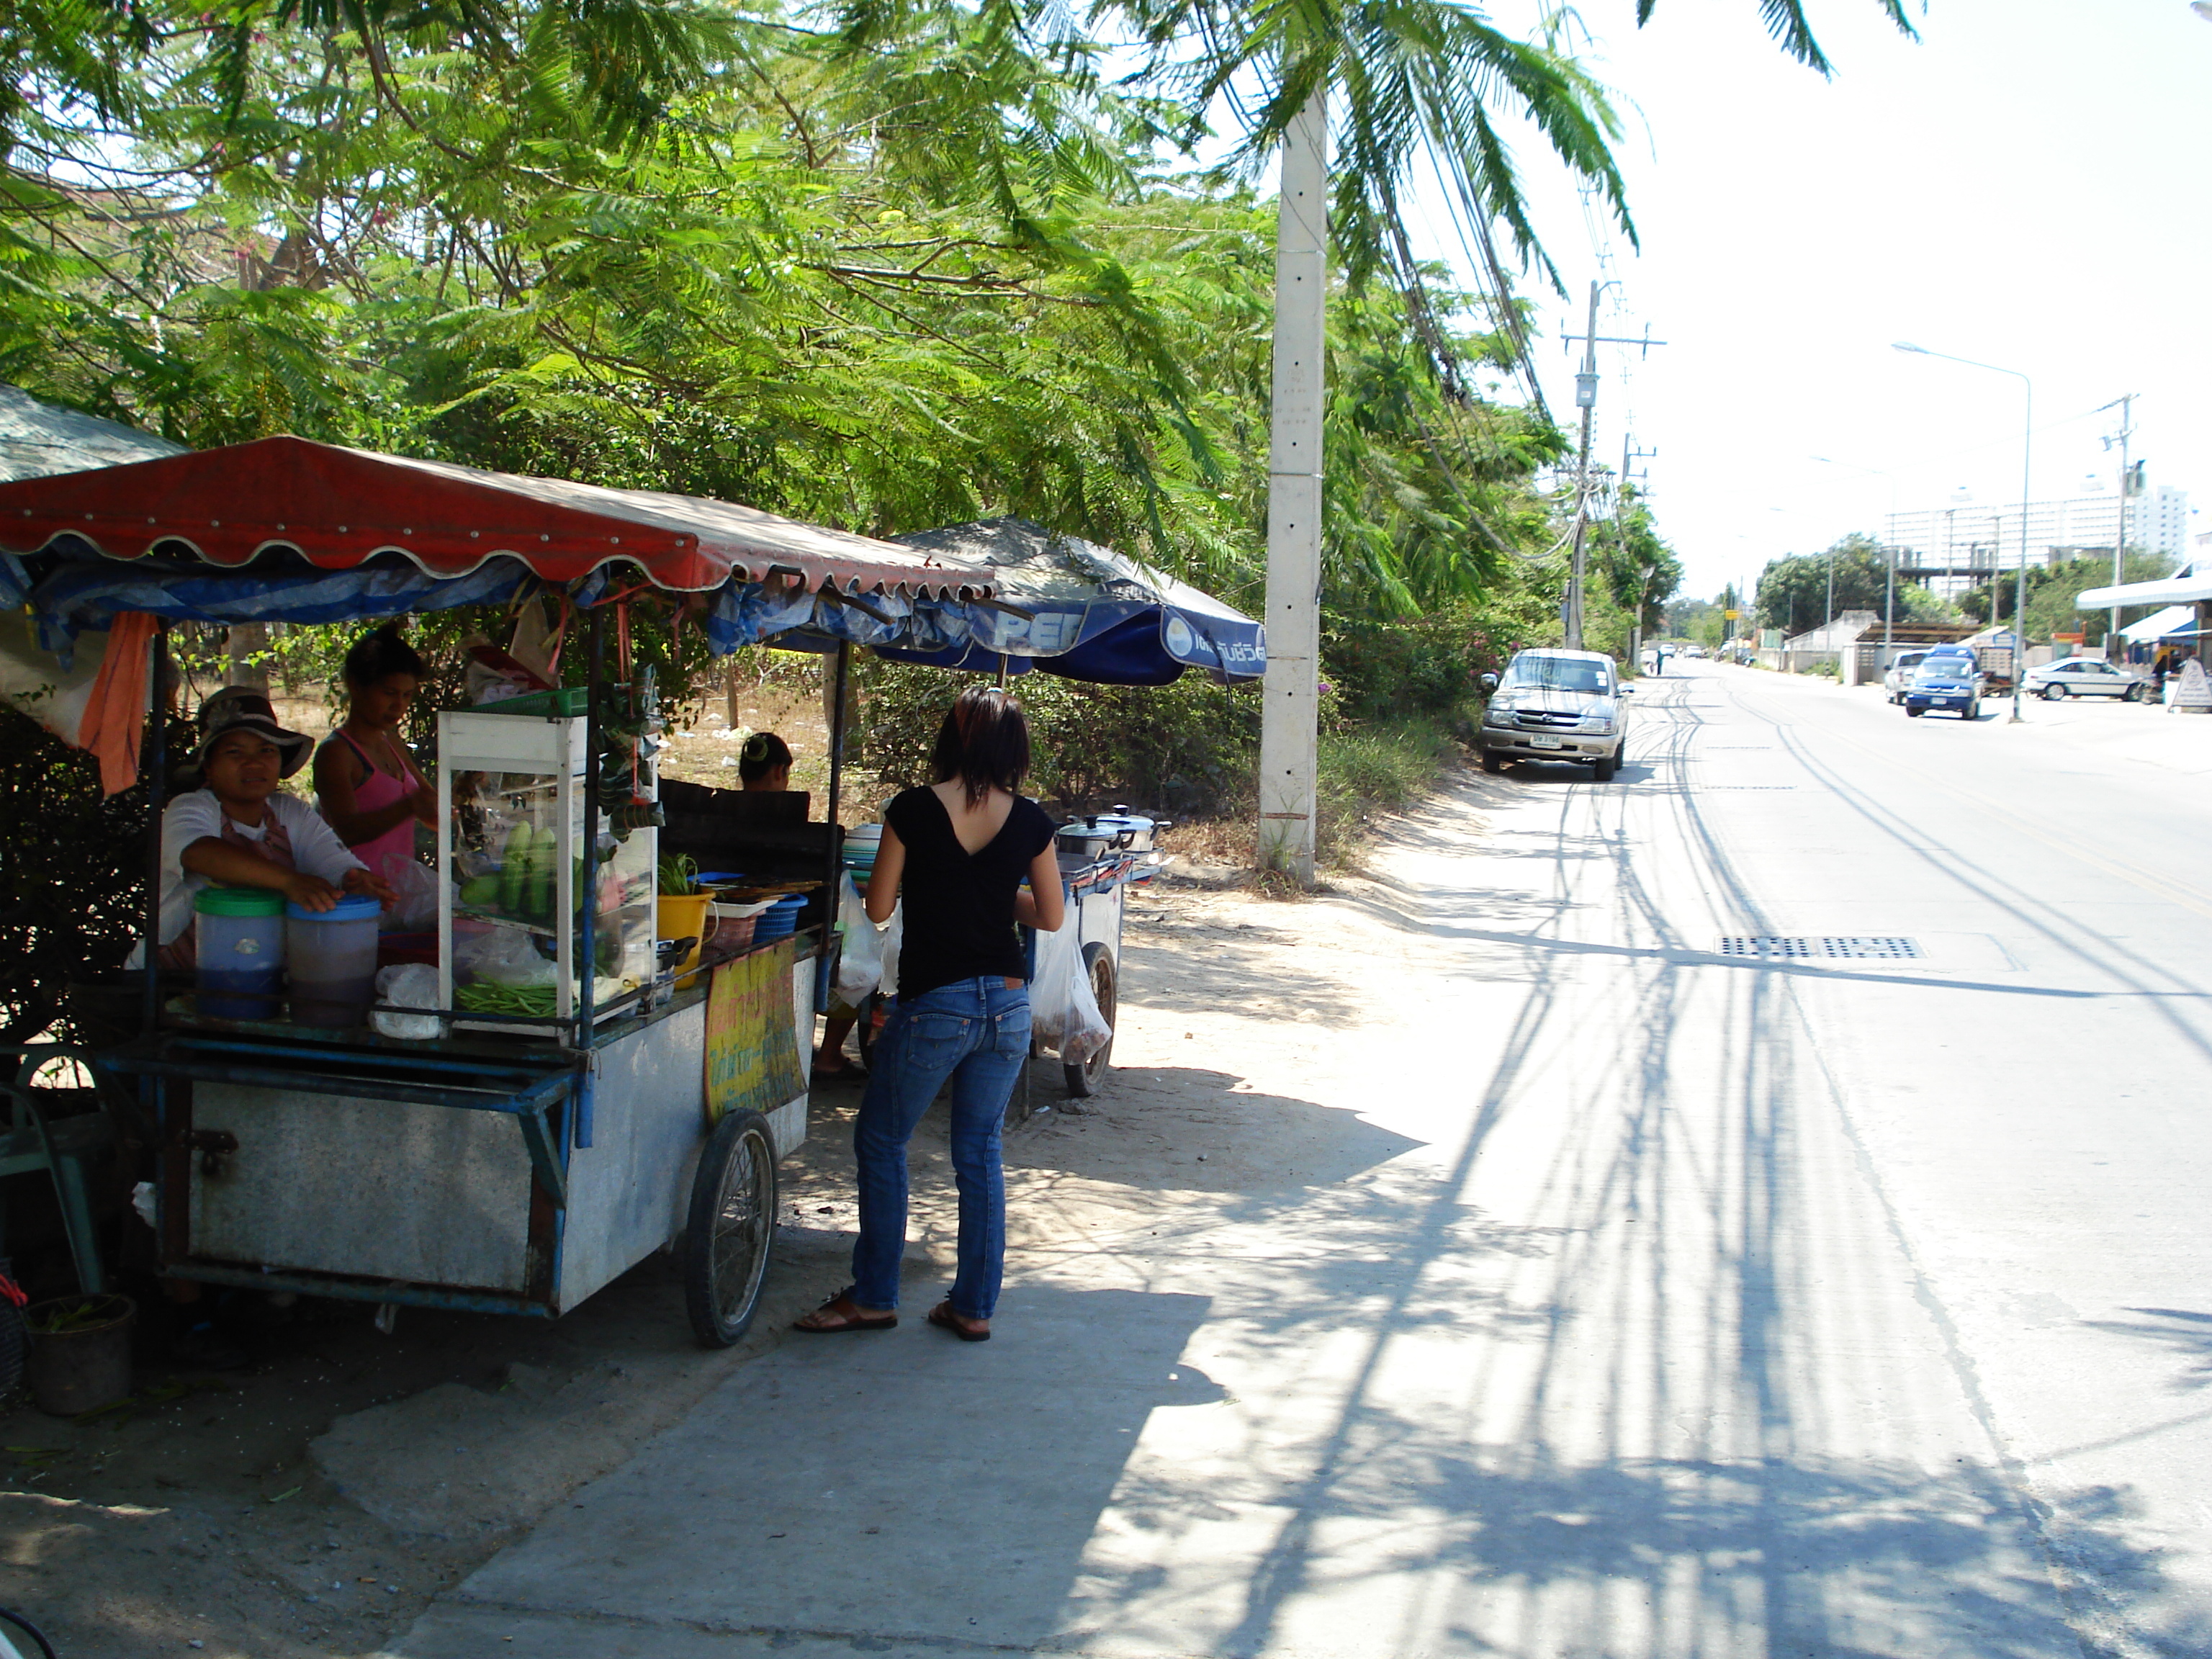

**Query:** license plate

left=1529, top=734, right=1565, bottom=750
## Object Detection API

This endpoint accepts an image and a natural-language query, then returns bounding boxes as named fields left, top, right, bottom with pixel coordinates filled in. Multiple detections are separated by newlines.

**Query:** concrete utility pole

left=1561, top=285, right=1664, bottom=650
left=1256, top=94, right=1328, bottom=884
left=2099, top=393, right=2136, bottom=658
left=1565, top=284, right=1600, bottom=649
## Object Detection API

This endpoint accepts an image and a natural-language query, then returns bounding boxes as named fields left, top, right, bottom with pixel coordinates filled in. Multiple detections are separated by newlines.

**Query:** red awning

left=0, top=433, right=994, bottom=598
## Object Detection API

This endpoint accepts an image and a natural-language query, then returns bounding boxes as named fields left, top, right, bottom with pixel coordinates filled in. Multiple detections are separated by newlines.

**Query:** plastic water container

left=195, top=887, right=286, bottom=1020
left=285, top=895, right=384, bottom=1028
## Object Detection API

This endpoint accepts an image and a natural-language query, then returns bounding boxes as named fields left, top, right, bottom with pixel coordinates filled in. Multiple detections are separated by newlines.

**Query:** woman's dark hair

left=737, top=730, right=793, bottom=784
left=343, top=624, right=426, bottom=687
left=930, top=686, right=1030, bottom=806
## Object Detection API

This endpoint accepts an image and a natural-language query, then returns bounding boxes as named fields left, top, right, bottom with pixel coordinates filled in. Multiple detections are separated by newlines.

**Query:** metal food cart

left=0, top=436, right=999, bottom=1346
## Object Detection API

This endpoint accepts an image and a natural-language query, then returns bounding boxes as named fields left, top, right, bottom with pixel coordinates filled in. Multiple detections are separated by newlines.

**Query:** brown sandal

left=926, top=1302, right=991, bottom=1343
left=793, top=1288, right=896, bottom=1334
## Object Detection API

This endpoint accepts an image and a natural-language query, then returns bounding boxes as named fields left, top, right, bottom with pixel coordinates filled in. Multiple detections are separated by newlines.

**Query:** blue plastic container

left=285, top=894, right=384, bottom=1028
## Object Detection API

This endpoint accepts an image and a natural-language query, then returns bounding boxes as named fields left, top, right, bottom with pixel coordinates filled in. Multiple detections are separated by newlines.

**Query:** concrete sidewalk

left=377, top=736, right=2093, bottom=1656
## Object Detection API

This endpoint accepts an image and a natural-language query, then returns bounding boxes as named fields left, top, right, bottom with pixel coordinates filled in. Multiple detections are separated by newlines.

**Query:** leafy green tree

left=1957, top=552, right=2177, bottom=642
left=1755, top=533, right=1899, bottom=634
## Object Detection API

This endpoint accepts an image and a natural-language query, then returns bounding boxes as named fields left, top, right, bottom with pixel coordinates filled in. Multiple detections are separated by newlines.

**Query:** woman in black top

left=796, top=687, right=1064, bottom=1341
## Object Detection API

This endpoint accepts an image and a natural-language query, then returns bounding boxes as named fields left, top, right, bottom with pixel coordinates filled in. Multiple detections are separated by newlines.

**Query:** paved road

left=386, top=663, right=2212, bottom=1658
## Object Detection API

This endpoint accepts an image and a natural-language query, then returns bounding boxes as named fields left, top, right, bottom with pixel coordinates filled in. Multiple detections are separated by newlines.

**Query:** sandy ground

left=0, top=797, right=1411, bottom=1656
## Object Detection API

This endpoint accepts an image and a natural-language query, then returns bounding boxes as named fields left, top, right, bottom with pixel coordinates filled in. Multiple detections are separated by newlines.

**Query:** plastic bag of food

left=833, top=876, right=886, bottom=1003
left=1059, top=953, right=1112, bottom=1066
left=371, top=963, right=444, bottom=1040
left=1028, top=929, right=1075, bottom=1048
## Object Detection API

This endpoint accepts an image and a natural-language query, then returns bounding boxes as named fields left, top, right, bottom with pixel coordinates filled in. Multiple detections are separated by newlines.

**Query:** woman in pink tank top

left=313, top=625, right=436, bottom=883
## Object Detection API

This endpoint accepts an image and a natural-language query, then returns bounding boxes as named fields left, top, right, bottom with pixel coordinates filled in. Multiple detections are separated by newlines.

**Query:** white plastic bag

left=833, top=876, right=886, bottom=1003
left=372, top=963, right=444, bottom=1040
left=1059, top=952, right=1112, bottom=1066
left=455, top=927, right=557, bottom=988
left=877, top=905, right=902, bottom=999
left=382, top=858, right=440, bottom=932
left=1028, top=928, right=1076, bottom=1048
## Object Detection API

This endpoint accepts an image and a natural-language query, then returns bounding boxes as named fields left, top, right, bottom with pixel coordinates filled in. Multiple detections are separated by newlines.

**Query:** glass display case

left=436, top=708, right=657, bottom=1041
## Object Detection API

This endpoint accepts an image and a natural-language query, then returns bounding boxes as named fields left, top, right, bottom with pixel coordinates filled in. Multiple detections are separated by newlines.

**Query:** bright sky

left=1403, top=0, right=2212, bottom=605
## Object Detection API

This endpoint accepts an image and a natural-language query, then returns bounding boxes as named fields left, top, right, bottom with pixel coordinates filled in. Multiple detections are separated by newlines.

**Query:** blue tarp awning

left=882, top=519, right=1264, bottom=685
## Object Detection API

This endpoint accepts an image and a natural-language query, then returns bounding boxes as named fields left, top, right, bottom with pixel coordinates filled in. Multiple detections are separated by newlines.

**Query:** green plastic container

left=194, top=886, right=286, bottom=1019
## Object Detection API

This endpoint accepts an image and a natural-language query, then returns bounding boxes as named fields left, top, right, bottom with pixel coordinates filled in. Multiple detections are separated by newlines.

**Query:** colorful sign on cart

left=704, top=939, right=808, bottom=1123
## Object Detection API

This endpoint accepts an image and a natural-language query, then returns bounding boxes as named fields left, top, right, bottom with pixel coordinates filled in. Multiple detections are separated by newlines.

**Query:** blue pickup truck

left=1903, top=649, right=1984, bottom=720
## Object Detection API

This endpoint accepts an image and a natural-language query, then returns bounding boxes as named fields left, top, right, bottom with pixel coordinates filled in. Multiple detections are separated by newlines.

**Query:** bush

left=0, top=704, right=189, bottom=1044
left=854, top=658, right=1260, bottom=816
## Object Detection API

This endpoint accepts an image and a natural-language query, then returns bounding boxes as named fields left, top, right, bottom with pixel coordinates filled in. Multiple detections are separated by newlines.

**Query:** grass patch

left=1316, top=716, right=1465, bottom=869
left=1159, top=713, right=1469, bottom=884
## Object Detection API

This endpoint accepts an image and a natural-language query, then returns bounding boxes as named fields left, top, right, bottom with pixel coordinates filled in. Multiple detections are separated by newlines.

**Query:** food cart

left=0, top=436, right=999, bottom=1346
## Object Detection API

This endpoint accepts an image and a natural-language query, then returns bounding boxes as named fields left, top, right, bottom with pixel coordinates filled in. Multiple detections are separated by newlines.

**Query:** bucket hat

left=192, top=687, right=314, bottom=778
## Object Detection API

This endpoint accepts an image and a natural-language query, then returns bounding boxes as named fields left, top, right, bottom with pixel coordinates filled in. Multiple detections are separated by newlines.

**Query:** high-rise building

left=1883, top=485, right=2190, bottom=592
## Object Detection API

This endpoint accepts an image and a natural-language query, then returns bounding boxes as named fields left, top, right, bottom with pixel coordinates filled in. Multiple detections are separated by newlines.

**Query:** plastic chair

left=0, top=1044, right=115, bottom=1295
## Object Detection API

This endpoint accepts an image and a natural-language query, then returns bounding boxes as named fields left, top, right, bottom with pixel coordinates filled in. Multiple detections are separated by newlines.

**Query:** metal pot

left=1093, top=806, right=1171, bottom=852
left=1054, top=822, right=1113, bottom=861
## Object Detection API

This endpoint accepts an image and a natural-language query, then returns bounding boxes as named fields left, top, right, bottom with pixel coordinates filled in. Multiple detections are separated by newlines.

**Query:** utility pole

left=2099, top=393, right=2136, bottom=659
left=1618, top=440, right=1657, bottom=670
left=1560, top=284, right=1664, bottom=650
left=1256, top=93, right=1328, bottom=884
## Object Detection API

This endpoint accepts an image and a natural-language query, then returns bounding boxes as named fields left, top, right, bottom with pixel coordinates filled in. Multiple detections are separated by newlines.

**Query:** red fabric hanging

left=81, top=612, right=156, bottom=796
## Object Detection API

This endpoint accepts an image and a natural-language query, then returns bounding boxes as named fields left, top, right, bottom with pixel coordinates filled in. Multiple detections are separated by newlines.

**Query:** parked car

left=1478, top=649, right=1631, bottom=781
left=1903, top=652, right=1984, bottom=720
left=2024, top=657, right=2149, bottom=701
left=1882, top=649, right=1933, bottom=703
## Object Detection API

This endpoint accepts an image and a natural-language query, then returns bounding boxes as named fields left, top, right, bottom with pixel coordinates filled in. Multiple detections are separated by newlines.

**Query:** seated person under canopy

left=138, top=688, right=396, bottom=969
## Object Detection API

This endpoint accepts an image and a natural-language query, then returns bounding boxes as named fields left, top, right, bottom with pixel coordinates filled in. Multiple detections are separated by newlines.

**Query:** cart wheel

left=683, top=1109, right=778, bottom=1349
left=0, top=1605, right=57, bottom=1659
left=1064, top=943, right=1117, bottom=1099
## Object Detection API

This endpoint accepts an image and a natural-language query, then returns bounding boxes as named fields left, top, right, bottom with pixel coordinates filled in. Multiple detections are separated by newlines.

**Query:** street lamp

left=1892, top=342, right=2034, bottom=723
left=1810, top=454, right=1900, bottom=652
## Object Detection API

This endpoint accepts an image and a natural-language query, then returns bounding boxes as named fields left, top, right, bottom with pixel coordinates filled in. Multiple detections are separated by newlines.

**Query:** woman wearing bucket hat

left=134, top=687, right=396, bottom=969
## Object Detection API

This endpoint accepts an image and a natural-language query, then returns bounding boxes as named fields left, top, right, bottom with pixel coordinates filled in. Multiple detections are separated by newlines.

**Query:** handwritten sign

left=703, top=939, right=807, bottom=1125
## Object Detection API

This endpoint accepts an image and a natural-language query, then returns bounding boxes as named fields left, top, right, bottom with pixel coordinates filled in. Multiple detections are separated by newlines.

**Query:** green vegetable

left=657, top=853, right=698, bottom=896
left=497, top=824, right=529, bottom=914
left=455, top=982, right=559, bottom=1017
left=459, top=874, right=502, bottom=909
left=526, top=825, right=555, bottom=920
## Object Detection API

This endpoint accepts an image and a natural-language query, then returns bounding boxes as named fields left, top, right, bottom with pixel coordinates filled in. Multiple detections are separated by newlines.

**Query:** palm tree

left=1082, top=0, right=1918, bottom=878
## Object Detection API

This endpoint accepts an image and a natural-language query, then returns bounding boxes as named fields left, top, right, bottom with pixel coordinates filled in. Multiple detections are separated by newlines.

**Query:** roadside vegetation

left=0, top=0, right=1737, bottom=1027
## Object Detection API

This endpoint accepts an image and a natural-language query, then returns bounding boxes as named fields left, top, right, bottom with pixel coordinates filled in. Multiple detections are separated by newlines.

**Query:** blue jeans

left=850, top=976, right=1031, bottom=1320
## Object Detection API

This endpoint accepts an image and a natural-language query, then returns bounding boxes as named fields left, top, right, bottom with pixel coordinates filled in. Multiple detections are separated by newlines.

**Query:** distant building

left=1884, top=485, right=2190, bottom=595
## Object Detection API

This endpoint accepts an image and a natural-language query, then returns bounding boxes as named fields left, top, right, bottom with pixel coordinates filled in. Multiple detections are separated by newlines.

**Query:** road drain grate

left=1717, top=936, right=1923, bottom=960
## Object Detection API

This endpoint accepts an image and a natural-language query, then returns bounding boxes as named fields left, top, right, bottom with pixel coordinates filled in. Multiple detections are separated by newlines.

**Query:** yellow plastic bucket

left=656, top=894, right=715, bottom=989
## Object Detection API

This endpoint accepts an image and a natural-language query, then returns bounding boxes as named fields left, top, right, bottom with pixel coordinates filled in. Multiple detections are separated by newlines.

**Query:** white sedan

left=2024, top=658, right=2150, bottom=701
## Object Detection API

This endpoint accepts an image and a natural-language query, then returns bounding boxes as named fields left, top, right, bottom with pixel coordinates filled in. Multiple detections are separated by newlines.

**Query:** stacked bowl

left=842, top=823, right=884, bottom=886
left=752, top=894, right=808, bottom=943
